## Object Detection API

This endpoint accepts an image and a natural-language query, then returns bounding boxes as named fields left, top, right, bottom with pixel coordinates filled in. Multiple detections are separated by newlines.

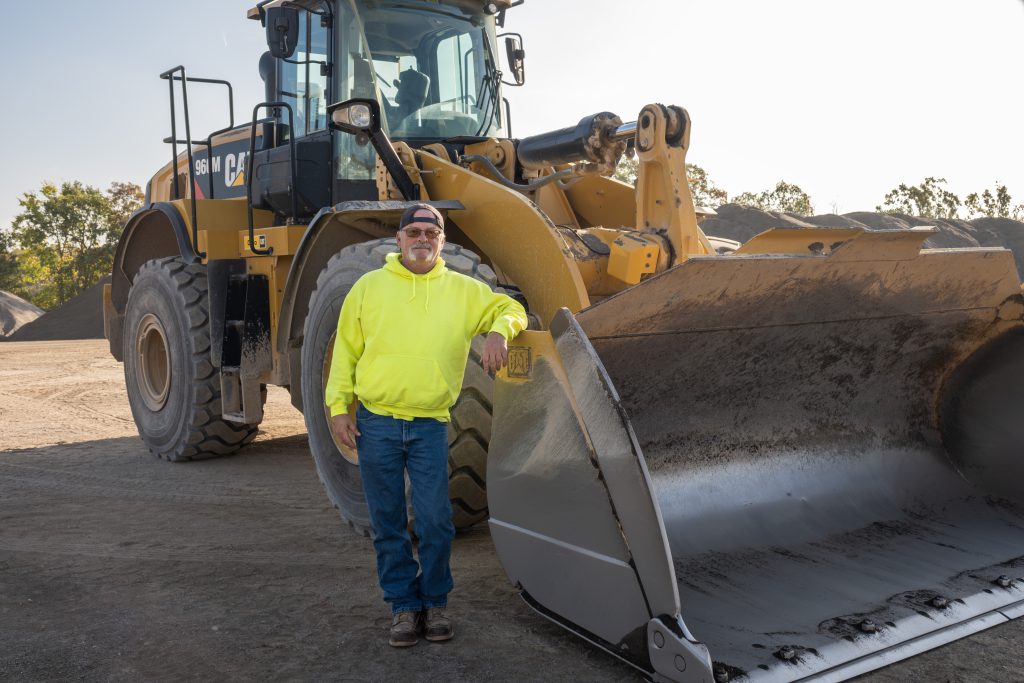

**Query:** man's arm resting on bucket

left=474, top=289, right=528, bottom=374
left=325, top=283, right=365, bottom=449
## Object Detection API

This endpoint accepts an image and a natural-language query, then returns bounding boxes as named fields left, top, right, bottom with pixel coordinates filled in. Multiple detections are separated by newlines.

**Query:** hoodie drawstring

left=392, top=253, right=439, bottom=311
left=406, top=275, right=430, bottom=311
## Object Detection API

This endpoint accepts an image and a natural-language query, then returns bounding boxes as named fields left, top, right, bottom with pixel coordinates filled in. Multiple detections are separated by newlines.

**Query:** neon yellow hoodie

left=325, top=252, right=528, bottom=421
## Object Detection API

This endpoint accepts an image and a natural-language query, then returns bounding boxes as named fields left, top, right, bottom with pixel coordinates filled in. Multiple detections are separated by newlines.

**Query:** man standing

left=325, top=203, right=528, bottom=647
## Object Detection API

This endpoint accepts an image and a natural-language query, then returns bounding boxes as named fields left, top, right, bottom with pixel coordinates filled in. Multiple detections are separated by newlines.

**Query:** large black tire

left=447, top=335, right=492, bottom=528
left=301, top=239, right=496, bottom=535
left=123, top=257, right=259, bottom=461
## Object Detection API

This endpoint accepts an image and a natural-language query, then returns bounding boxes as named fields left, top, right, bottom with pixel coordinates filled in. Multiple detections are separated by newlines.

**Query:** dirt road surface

left=1, top=340, right=1021, bottom=682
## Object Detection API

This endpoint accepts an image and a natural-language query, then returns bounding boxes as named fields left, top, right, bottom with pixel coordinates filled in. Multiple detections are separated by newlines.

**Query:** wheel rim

left=322, top=331, right=359, bottom=465
left=136, top=313, right=171, bottom=412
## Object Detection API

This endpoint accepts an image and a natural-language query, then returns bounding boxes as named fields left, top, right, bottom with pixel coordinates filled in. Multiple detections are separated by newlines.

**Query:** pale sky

left=2, top=0, right=1022, bottom=229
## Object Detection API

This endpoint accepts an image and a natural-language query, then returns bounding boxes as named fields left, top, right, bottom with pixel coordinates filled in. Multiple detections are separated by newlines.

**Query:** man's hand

left=481, top=331, right=509, bottom=375
left=330, top=413, right=361, bottom=449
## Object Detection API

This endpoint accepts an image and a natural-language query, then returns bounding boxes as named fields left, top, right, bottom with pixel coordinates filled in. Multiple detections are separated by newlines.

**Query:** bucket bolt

left=775, top=645, right=796, bottom=662
left=995, top=575, right=1013, bottom=588
left=930, top=596, right=949, bottom=609
left=858, top=619, right=879, bottom=634
left=713, top=664, right=730, bottom=682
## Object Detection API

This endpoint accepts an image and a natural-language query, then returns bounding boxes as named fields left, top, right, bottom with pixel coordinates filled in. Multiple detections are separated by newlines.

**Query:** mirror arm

left=369, top=129, right=420, bottom=201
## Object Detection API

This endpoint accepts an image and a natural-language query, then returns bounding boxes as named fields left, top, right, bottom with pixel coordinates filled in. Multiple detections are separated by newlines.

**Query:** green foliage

left=878, top=178, right=1024, bottom=220
left=877, top=177, right=961, bottom=219
left=613, top=155, right=638, bottom=186
left=107, top=181, right=146, bottom=227
left=964, top=183, right=1024, bottom=220
left=5, top=181, right=143, bottom=309
left=733, top=181, right=814, bottom=215
left=613, top=156, right=729, bottom=208
left=0, top=230, right=21, bottom=293
left=687, top=164, right=729, bottom=209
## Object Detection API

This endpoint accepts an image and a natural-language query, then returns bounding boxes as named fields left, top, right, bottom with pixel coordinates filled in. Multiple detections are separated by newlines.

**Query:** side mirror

left=266, top=7, right=300, bottom=59
left=503, top=34, right=525, bottom=86
left=327, top=98, right=380, bottom=136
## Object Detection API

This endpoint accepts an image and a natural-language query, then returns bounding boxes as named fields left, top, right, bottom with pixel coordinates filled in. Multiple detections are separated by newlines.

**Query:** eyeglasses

left=401, top=227, right=443, bottom=239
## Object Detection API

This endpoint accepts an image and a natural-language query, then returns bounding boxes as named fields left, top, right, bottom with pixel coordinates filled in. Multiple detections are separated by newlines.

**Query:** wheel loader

left=103, top=0, right=1024, bottom=680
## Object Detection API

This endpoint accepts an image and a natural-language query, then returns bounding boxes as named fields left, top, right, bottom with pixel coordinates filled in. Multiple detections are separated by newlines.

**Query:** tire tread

left=127, top=257, right=258, bottom=462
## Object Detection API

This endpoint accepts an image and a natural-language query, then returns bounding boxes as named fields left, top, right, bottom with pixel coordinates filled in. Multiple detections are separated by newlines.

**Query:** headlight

left=333, top=103, right=372, bottom=130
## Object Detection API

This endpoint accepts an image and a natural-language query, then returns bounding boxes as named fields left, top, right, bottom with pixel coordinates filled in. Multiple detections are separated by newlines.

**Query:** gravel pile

left=6, top=276, right=109, bottom=342
left=0, top=290, right=44, bottom=338
left=703, top=204, right=1024, bottom=272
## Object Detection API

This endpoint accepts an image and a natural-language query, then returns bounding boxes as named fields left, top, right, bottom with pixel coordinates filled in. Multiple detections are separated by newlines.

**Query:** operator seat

left=394, top=68, right=430, bottom=120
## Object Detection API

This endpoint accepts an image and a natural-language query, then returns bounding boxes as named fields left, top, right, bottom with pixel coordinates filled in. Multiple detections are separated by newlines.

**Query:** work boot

left=422, top=607, right=454, bottom=642
left=389, top=611, right=419, bottom=648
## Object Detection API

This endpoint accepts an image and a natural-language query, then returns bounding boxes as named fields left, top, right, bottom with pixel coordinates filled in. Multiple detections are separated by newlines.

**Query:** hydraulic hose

left=459, top=155, right=575, bottom=193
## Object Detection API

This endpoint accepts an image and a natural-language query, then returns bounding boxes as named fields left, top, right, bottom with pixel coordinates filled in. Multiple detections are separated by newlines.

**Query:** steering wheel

left=392, top=95, right=480, bottom=136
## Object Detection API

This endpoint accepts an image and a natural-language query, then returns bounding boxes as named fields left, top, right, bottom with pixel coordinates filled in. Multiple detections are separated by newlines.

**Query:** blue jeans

left=356, top=404, right=455, bottom=614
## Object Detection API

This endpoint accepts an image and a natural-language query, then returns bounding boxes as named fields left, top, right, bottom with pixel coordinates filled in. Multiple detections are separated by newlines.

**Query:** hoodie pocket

left=356, top=354, right=456, bottom=410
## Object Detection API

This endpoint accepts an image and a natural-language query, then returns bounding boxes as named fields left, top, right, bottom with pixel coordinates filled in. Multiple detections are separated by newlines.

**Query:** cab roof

left=247, top=0, right=519, bottom=21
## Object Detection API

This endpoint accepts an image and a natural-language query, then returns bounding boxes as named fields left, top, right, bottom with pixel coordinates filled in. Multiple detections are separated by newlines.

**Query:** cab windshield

left=336, top=0, right=503, bottom=140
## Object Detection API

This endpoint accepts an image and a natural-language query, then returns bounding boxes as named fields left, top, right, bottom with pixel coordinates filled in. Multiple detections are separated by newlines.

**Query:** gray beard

left=409, top=244, right=433, bottom=260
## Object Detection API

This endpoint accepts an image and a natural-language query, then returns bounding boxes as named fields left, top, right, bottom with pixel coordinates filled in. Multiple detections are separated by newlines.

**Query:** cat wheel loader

left=103, top=0, right=1024, bottom=680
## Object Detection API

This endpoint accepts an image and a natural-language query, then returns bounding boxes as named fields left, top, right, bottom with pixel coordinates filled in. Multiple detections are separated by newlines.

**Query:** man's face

left=396, top=210, right=445, bottom=271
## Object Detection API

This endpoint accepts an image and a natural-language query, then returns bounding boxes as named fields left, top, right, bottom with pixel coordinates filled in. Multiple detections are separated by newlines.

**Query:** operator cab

left=249, top=0, right=512, bottom=213
left=354, top=4, right=505, bottom=139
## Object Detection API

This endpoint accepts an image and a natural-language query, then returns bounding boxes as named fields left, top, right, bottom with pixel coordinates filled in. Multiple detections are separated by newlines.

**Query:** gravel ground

left=0, top=340, right=1021, bottom=682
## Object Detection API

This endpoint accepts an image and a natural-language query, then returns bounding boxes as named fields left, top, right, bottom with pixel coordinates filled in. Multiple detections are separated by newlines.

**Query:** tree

left=0, top=230, right=20, bottom=293
left=107, top=181, right=145, bottom=230
left=687, top=164, right=729, bottom=208
left=964, top=183, right=1024, bottom=220
left=9, top=181, right=143, bottom=308
left=733, top=181, right=814, bottom=215
left=613, top=155, right=729, bottom=208
left=877, top=177, right=961, bottom=219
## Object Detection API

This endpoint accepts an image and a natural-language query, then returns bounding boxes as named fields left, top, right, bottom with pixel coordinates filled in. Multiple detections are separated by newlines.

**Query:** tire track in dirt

left=0, top=339, right=305, bottom=450
left=72, top=395, right=135, bottom=424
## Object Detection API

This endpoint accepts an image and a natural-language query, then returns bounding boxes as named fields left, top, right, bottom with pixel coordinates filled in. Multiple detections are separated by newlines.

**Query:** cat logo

left=224, top=152, right=248, bottom=188
left=507, top=346, right=532, bottom=379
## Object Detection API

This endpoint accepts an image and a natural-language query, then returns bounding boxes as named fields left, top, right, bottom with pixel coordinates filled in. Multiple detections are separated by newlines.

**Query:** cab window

left=435, top=32, right=478, bottom=120
left=280, top=10, right=329, bottom=138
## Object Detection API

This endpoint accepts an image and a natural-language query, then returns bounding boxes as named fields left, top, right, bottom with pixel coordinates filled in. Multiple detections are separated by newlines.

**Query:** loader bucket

left=488, top=229, right=1024, bottom=682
